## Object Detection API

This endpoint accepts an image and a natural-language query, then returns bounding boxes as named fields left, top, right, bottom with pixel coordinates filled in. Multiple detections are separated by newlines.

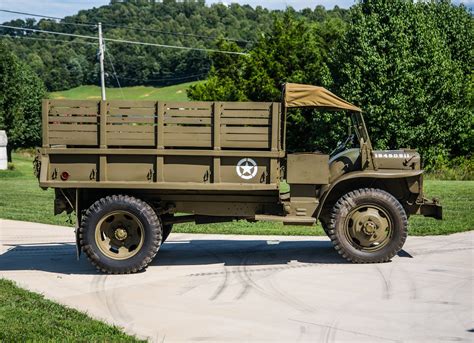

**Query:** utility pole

left=98, top=22, right=106, bottom=100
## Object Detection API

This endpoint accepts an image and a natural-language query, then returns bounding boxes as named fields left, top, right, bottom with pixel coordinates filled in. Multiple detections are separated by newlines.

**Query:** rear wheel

left=327, top=188, right=408, bottom=263
left=79, top=195, right=162, bottom=274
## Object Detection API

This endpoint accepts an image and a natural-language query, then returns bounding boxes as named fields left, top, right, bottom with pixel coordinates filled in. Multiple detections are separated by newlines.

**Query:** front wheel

left=79, top=195, right=162, bottom=274
left=327, top=188, right=408, bottom=263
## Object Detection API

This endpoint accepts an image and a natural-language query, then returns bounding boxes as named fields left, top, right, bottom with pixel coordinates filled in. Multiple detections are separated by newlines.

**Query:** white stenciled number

left=236, top=158, right=258, bottom=180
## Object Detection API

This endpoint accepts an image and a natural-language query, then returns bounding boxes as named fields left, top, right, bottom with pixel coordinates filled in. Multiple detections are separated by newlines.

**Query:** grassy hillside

left=2, top=152, right=473, bottom=236
left=49, top=82, right=198, bottom=101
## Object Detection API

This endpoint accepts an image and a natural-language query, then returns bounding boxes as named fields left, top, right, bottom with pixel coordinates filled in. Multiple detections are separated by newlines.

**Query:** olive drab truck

left=34, top=83, right=442, bottom=273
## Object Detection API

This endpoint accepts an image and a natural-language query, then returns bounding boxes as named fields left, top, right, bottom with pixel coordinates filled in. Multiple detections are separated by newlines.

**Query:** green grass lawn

left=0, top=279, right=142, bottom=342
left=49, top=82, right=198, bottom=101
left=1, top=152, right=472, bottom=236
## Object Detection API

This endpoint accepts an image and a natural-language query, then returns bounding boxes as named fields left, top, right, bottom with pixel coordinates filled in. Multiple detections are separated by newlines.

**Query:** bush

left=425, top=155, right=474, bottom=180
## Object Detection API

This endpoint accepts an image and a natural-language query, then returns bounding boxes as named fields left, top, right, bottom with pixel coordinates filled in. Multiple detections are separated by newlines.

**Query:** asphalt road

left=0, top=219, right=473, bottom=342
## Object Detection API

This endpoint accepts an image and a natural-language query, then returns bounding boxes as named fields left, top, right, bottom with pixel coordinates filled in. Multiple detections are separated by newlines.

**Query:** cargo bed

left=38, top=100, right=283, bottom=191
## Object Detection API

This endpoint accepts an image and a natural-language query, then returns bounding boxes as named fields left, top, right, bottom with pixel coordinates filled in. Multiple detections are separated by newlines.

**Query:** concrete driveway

left=0, top=218, right=473, bottom=342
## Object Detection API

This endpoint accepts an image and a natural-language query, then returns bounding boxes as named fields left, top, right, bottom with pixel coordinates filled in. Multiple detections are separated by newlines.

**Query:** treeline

left=0, top=0, right=347, bottom=91
left=188, top=0, right=473, bottom=170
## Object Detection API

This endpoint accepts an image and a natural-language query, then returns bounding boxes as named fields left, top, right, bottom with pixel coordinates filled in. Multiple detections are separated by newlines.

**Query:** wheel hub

left=114, top=228, right=128, bottom=241
left=345, top=205, right=392, bottom=251
left=95, top=210, right=144, bottom=260
left=362, top=221, right=377, bottom=235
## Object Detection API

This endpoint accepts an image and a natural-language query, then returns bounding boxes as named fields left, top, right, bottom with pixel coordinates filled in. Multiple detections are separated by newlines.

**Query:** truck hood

left=373, top=149, right=421, bottom=170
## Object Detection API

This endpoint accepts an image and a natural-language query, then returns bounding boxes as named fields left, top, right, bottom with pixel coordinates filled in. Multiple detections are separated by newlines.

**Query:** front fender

left=315, top=169, right=424, bottom=219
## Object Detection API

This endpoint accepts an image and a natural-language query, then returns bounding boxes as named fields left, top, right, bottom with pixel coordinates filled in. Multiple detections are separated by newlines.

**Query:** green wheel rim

left=95, top=210, right=145, bottom=260
left=343, top=205, right=393, bottom=252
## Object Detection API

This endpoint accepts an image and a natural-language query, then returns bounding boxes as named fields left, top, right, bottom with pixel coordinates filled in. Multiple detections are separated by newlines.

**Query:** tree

left=0, top=42, right=46, bottom=161
left=188, top=11, right=348, bottom=152
left=334, top=0, right=473, bottom=167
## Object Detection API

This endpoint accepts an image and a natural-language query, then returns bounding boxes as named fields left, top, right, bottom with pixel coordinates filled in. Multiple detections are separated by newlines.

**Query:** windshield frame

left=351, top=112, right=372, bottom=150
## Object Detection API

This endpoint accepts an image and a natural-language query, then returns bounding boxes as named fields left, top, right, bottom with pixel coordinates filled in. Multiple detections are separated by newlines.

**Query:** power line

left=105, top=36, right=247, bottom=55
left=116, top=72, right=208, bottom=83
left=0, top=9, right=96, bottom=27
left=0, top=9, right=63, bottom=20
left=0, top=24, right=248, bottom=55
left=0, top=24, right=99, bottom=40
left=0, top=9, right=252, bottom=44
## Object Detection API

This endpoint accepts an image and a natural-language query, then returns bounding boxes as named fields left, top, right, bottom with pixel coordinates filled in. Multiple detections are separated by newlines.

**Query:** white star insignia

left=240, top=162, right=254, bottom=175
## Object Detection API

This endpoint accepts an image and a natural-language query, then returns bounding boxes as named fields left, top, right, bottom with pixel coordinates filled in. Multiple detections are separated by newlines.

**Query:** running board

left=254, top=214, right=316, bottom=226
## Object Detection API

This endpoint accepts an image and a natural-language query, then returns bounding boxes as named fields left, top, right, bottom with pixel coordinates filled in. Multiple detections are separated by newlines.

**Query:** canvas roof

left=284, top=83, right=361, bottom=112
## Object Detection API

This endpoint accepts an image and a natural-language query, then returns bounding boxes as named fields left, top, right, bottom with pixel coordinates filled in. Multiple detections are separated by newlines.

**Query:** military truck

left=35, top=83, right=442, bottom=273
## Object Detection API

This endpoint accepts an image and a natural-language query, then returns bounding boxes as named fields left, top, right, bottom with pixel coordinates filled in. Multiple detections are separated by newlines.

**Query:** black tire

left=319, top=219, right=330, bottom=236
left=79, top=195, right=162, bottom=274
left=162, top=224, right=173, bottom=242
left=327, top=188, right=408, bottom=263
left=160, top=214, right=174, bottom=243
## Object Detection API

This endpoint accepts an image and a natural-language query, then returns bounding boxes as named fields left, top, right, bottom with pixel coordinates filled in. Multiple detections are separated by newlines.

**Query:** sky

left=0, top=0, right=472, bottom=23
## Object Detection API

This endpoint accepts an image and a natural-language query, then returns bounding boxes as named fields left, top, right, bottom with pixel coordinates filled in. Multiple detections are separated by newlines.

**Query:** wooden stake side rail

left=40, top=100, right=283, bottom=190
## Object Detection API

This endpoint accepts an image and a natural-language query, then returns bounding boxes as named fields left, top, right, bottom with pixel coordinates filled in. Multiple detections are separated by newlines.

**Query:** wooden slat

left=221, top=118, right=270, bottom=125
left=49, top=138, right=97, bottom=145
left=108, top=100, right=156, bottom=108
left=49, top=107, right=99, bottom=116
left=107, top=108, right=156, bottom=116
left=49, top=131, right=97, bottom=139
left=100, top=101, right=107, bottom=149
left=49, top=100, right=99, bottom=107
left=49, top=123, right=97, bottom=132
left=157, top=102, right=164, bottom=150
left=164, top=101, right=211, bottom=109
left=42, top=100, right=49, bottom=148
left=222, top=133, right=269, bottom=141
left=48, top=116, right=98, bottom=123
left=107, top=139, right=155, bottom=146
left=271, top=102, right=279, bottom=151
left=164, top=126, right=211, bottom=134
left=222, top=126, right=269, bottom=134
left=221, top=110, right=270, bottom=118
left=221, top=141, right=269, bottom=148
left=163, top=133, right=211, bottom=140
left=107, top=124, right=154, bottom=133
left=223, top=102, right=273, bottom=110
left=107, top=132, right=154, bottom=140
left=164, top=140, right=212, bottom=147
left=164, top=109, right=212, bottom=117
left=163, top=117, right=211, bottom=124
left=49, top=132, right=98, bottom=145
left=107, top=116, right=155, bottom=124
left=213, top=102, right=222, bottom=182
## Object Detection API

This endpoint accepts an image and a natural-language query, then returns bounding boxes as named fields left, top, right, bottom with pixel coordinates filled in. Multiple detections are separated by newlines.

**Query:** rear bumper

left=417, top=198, right=443, bottom=220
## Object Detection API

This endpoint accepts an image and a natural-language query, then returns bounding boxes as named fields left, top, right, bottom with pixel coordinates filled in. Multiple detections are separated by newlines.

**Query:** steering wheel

left=330, top=134, right=355, bottom=157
